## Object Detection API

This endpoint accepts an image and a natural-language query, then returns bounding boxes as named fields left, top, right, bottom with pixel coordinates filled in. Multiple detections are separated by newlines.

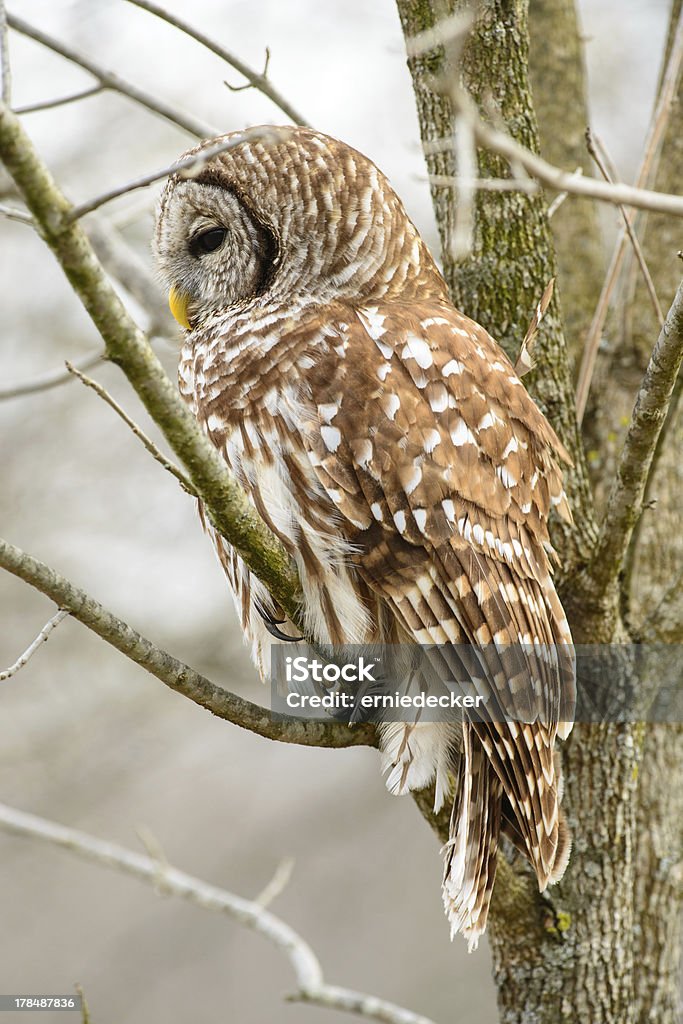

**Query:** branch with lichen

left=0, top=537, right=375, bottom=750
left=0, top=801, right=432, bottom=1024
left=584, top=278, right=683, bottom=625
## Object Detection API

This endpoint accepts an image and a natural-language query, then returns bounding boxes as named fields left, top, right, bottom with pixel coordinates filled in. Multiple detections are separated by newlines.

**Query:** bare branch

left=0, top=215, right=169, bottom=402
left=75, top=986, right=91, bottom=1024
left=85, top=217, right=171, bottom=338
left=404, top=10, right=474, bottom=57
left=0, top=211, right=169, bottom=340
left=0, top=350, right=104, bottom=401
left=0, top=200, right=30, bottom=223
left=428, top=96, right=683, bottom=217
left=14, top=84, right=104, bottom=115
left=447, top=122, right=476, bottom=260
left=588, top=279, right=683, bottom=605
left=0, top=609, right=69, bottom=681
left=68, top=127, right=286, bottom=220
left=0, top=803, right=433, bottom=1024
left=125, top=0, right=309, bottom=127
left=586, top=131, right=665, bottom=329
left=575, top=9, right=683, bottom=422
left=65, top=362, right=198, bottom=498
left=545, top=193, right=566, bottom=219
left=0, top=0, right=10, bottom=104
left=254, top=857, right=295, bottom=908
left=0, top=536, right=375, bottom=750
left=575, top=238, right=624, bottom=425
left=7, top=14, right=216, bottom=139
left=226, top=46, right=270, bottom=92
left=420, top=13, right=477, bottom=259
left=428, top=174, right=538, bottom=194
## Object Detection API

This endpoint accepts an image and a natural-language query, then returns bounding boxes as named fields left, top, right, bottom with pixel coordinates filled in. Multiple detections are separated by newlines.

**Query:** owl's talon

left=254, top=598, right=303, bottom=642
left=262, top=620, right=304, bottom=643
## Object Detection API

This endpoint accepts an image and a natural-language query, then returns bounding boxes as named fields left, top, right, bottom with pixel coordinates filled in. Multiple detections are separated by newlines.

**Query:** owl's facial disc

left=155, top=179, right=279, bottom=329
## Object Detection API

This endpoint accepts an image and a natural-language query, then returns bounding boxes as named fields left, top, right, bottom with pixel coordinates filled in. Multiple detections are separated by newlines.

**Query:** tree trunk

left=396, top=2, right=681, bottom=1021
left=528, top=0, right=605, bottom=364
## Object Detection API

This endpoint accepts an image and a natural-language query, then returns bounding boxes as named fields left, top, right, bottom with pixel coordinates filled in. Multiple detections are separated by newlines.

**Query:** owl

left=154, top=125, right=574, bottom=947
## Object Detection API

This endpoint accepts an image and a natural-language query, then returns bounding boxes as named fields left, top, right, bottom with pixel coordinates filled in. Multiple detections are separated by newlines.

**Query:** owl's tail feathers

left=443, top=724, right=571, bottom=950
left=442, top=726, right=502, bottom=950
left=378, top=722, right=456, bottom=814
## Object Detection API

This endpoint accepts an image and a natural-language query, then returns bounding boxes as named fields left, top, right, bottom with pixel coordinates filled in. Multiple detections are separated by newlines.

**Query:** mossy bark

left=619, top=6, right=683, bottom=1019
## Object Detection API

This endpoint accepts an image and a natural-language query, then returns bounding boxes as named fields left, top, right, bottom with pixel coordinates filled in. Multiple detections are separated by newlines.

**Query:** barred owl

left=155, top=125, right=573, bottom=946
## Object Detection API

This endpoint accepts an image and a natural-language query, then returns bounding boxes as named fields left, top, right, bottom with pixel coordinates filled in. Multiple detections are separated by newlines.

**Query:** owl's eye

left=191, top=227, right=227, bottom=256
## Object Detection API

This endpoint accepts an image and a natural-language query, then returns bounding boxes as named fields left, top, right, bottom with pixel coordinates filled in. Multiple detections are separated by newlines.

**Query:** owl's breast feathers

left=180, top=295, right=574, bottom=945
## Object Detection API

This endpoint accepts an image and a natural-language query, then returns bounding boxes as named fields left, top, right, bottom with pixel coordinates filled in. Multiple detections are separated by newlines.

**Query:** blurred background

left=0, top=1, right=671, bottom=1020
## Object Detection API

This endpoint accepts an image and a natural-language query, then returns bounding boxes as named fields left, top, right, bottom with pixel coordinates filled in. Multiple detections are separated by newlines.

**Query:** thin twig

left=14, top=84, right=104, bottom=115
left=0, top=0, right=10, bottom=104
left=0, top=200, right=30, bottom=222
left=424, top=108, right=683, bottom=217
left=125, top=0, right=309, bottom=126
left=7, top=14, right=216, bottom=139
left=586, top=130, right=664, bottom=327
left=226, top=45, right=270, bottom=92
left=0, top=536, right=376, bottom=750
left=427, top=174, right=538, bottom=194
left=0, top=221, right=170, bottom=403
left=254, top=857, right=295, bottom=908
left=449, top=117, right=476, bottom=260
left=74, top=986, right=90, bottom=1024
left=546, top=166, right=582, bottom=219
left=66, top=362, right=198, bottom=498
left=588, top=279, right=683, bottom=606
left=68, top=127, right=285, bottom=220
left=546, top=189, right=569, bottom=219
left=135, top=825, right=173, bottom=895
left=0, top=351, right=104, bottom=401
left=85, top=217, right=171, bottom=338
left=0, top=609, right=69, bottom=681
left=404, top=10, right=474, bottom=57
left=0, top=804, right=434, bottom=1024
left=575, top=8, right=683, bottom=422
left=424, top=14, right=477, bottom=259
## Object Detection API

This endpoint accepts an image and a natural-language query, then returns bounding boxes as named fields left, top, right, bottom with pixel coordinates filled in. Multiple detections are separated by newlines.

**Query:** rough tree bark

left=395, top=2, right=682, bottom=1022
left=527, top=0, right=605, bottom=363
left=618, top=5, right=683, bottom=1020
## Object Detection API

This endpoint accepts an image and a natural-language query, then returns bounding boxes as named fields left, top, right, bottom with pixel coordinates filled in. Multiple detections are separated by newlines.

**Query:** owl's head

left=154, top=125, right=445, bottom=330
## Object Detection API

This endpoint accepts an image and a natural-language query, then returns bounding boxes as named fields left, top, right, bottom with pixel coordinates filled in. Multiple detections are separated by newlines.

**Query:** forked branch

left=125, top=0, right=309, bottom=127
left=0, top=609, right=69, bottom=681
left=7, top=14, right=216, bottom=139
left=0, top=802, right=430, bottom=1024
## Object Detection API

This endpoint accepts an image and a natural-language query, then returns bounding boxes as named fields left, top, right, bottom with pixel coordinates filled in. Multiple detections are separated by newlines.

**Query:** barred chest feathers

left=178, top=318, right=376, bottom=664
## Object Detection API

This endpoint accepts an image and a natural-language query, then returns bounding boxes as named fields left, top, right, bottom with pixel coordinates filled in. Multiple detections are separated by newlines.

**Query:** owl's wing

left=297, top=299, right=574, bottom=931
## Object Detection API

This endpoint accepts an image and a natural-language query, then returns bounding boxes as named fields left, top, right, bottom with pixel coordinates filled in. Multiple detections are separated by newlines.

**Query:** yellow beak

left=169, top=286, right=192, bottom=330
